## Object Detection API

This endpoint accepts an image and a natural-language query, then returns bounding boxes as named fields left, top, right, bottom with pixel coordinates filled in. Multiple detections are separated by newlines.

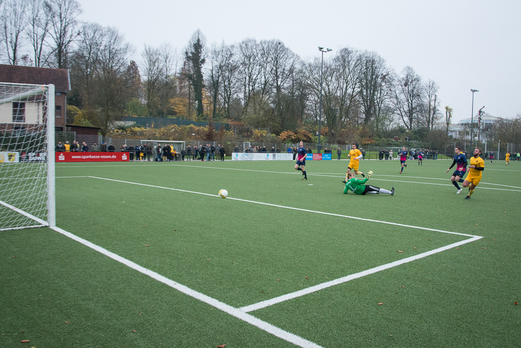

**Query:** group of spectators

left=55, top=141, right=228, bottom=162
left=56, top=141, right=114, bottom=153
left=378, top=148, right=438, bottom=160
left=159, top=144, right=226, bottom=162
left=238, top=145, right=283, bottom=153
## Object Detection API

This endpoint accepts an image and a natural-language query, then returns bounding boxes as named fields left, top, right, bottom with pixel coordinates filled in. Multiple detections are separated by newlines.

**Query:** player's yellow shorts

left=348, top=161, right=359, bottom=171
left=465, top=174, right=482, bottom=186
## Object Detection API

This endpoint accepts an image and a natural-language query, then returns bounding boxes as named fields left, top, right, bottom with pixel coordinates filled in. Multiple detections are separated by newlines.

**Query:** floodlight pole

left=318, top=47, right=332, bottom=153
left=470, top=89, right=479, bottom=146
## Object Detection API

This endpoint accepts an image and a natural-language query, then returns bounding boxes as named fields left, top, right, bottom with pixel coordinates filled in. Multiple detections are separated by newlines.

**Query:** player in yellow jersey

left=462, top=148, right=485, bottom=199
left=342, top=143, right=364, bottom=183
left=505, top=152, right=510, bottom=166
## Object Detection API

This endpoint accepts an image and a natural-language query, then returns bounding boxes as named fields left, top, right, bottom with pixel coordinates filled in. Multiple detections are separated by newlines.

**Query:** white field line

left=87, top=175, right=479, bottom=238
left=56, top=161, right=521, bottom=190
left=239, top=236, right=481, bottom=313
left=50, top=226, right=322, bottom=348
left=0, top=199, right=47, bottom=230
left=54, top=175, right=484, bottom=345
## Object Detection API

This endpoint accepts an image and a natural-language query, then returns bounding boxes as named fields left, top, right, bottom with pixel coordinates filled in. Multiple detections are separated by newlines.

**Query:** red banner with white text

left=56, top=152, right=130, bottom=162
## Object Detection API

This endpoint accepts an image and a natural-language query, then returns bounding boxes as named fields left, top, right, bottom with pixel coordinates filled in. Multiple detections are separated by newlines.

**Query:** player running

left=505, top=152, right=510, bottom=166
left=418, top=149, right=424, bottom=165
left=399, top=146, right=408, bottom=174
left=462, top=147, right=485, bottom=199
left=294, top=141, right=308, bottom=180
left=343, top=171, right=394, bottom=196
left=445, top=146, right=468, bottom=194
left=342, top=143, right=364, bottom=183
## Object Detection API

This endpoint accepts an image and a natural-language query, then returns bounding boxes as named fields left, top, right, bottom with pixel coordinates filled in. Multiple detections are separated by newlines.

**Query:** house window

left=13, top=102, right=25, bottom=122
left=55, top=105, right=62, bottom=118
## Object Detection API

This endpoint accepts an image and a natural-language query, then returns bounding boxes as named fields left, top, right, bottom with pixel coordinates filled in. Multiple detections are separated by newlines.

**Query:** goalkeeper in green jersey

left=343, top=171, right=394, bottom=195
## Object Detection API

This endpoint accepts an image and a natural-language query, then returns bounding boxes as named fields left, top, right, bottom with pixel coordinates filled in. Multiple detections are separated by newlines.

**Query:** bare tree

left=237, top=38, right=262, bottom=118
left=358, top=52, right=387, bottom=123
left=266, top=40, right=298, bottom=133
left=322, top=47, right=361, bottom=143
left=94, top=26, right=133, bottom=135
left=70, top=24, right=132, bottom=135
left=141, top=43, right=177, bottom=116
left=421, top=79, right=441, bottom=130
left=206, top=42, right=228, bottom=120
left=0, top=0, right=29, bottom=65
left=392, top=66, right=423, bottom=130
left=445, top=106, right=453, bottom=136
left=218, top=44, right=240, bottom=119
left=26, top=0, right=50, bottom=67
left=70, top=22, right=104, bottom=109
left=46, top=0, right=81, bottom=68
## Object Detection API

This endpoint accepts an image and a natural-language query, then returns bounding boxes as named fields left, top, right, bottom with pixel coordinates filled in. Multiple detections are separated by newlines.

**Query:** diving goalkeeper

left=343, top=171, right=394, bottom=195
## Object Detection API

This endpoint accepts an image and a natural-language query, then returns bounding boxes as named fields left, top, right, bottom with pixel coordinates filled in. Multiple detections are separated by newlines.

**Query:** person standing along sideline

left=343, top=143, right=364, bottom=183
left=193, top=145, right=198, bottom=160
left=294, top=141, right=308, bottom=181
left=199, top=145, right=206, bottom=161
left=399, top=146, right=408, bottom=174
left=186, top=145, right=192, bottom=161
left=446, top=146, right=467, bottom=194
left=463, top=148, right=485, bottom=199
left=389, top=149, right=393, bottom=160
left=219, top=144, right=225, bottom=161
left=337, top=147, right=342, bottom=160
left=146, top=143, right=152, bottom=161
left=156, top=144, right=162, bottom=162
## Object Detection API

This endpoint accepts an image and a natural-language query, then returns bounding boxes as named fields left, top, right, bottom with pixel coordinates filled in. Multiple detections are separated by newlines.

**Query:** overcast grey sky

left=78, top=0, right=520, bottom=123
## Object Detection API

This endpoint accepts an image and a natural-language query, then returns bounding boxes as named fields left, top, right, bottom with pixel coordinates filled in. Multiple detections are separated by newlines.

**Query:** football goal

left=0, top=82, right=55, bottom=231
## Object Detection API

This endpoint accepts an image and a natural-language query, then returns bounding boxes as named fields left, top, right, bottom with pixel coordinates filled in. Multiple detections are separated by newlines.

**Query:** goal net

left=0, top=82, right=55, bottom=231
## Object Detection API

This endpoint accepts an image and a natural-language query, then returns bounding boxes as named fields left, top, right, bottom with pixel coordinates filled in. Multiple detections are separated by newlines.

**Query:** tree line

left=2, top=0, right=519, bottom=150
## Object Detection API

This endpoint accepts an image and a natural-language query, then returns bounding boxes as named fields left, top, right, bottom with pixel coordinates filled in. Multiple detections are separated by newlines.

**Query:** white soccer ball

left=218, top=189, right=228, bottom=199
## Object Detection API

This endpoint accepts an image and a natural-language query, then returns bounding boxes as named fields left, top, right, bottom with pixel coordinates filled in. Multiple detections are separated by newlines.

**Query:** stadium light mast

left=317, top=46, right=332, bottom=153
left=470, top=89, right=479, bottom=146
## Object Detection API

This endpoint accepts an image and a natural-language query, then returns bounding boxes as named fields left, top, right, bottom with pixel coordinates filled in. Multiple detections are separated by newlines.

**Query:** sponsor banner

left=56, top=152, right=130, bottom=162
left=0, top=152, right=19, bottom=163
left=312, top=153, right=322, bottom=161
left=322, top=153, right=332, bottom=161
left=232, top=153, right=293, bottom=161
left=306, top=153, right=313, bottom=161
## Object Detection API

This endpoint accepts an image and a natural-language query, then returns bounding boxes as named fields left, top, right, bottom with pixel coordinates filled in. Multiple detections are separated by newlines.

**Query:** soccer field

left=1, top=158, right=520, bottom=347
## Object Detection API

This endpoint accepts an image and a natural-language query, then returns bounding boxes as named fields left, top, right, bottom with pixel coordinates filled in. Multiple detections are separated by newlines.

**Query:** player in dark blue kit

left=294, top=141, right=308, bottom=180
left=399, top=146, right=408, bottom=174
left=445, top=146, right=467, bottom=194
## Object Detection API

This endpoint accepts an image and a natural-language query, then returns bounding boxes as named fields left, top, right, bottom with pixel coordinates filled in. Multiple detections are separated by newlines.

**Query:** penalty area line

left=239, top=236, right=482, bottom=313
left=49, top=225, right=323, bottom=348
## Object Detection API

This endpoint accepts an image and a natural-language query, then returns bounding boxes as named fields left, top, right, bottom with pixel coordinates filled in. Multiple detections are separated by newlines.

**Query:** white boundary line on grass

left=87, top=176, right=480, bottom=238
left=239, top=236, right=481, bottom=313
left=55, top=175, right=484, bottom=347
left=49, top=225, right=322, bottom=348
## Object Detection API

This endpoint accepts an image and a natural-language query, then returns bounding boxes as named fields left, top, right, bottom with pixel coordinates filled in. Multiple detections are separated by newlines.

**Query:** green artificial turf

left=1, top=158, right=520, bottom=347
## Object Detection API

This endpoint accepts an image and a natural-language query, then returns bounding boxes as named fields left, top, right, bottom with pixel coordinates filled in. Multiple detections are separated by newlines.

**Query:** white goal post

left=0, top=82, right=55, bottom=231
